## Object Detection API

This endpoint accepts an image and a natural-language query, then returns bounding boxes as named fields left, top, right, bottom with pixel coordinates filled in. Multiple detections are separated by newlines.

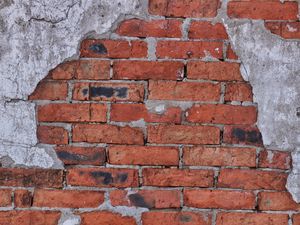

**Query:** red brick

left=55, top=146, right=106, bottom=165
left=216, top=212, right=288, bottom=225
left=117, top=19, right=182, bottom=38
left=109, top=145, right=179, bottom=166
left=111, top=104, right=181, bottom=123
left=218, top=169, right=287, bottom=191
left=14, top=190, right=32, bottom=208
left=33, top=189, right=104, bottom=208
left=259, top=150, right=291, bottom=170
left=80, top=211, right=136, bottom=225
left=149, top=81, right=220, bottom=101
left=184, top=189, right=255, bottom=209
left=37, top=125, right=68, bottom=145
left=67, top=168, right=138, bottom=188
left=189, top=21, right=228, bottom=39
left=225, top=83, right=253, bottom=102
left=0, top=211, right=61, bottom=225
left=0, top=168, right=63, bottom=188
left=113, top=61, right=184, bottom=80
left=29, top=81, right=68, bottom=100
left=0, top=189, right=11, bottom=207
left=149, top=0, right=220, bottom=18
left=72, top=124, right=144, bottom=145
left=142, top=211, right=211, bottom=225
left=38, top=103, right=107, bottom=122
left=49, top=60, right=110, bottom=80
left=80, top=39, right=147, bottom=58
left=228, top=1, right=298, bottom=20
left=73, top=82, right=145, bottom=102
left=156, top=41, right=223, bottom=59
left=187, top=61, right=243, bottom=81
left=226, top=44, right=239, bottom=60
left=223, top=125, right=263, bottom=146
left=183, top=146, right=256, bottom=167
left=148, top=124, right=220, bottom=144
left=258, top=192, right=299, bottom=211
left=143, top=168, right=214, bottom=187
left=266, top=22, right=300, bottom=39
left=110, top=190, right=181, bottom=208
left=293, top=214, right=300, bottom=225
left=186, top=104, right=257, bottom=125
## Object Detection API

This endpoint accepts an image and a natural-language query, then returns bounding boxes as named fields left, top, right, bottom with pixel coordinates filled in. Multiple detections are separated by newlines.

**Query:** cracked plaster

left=0, top=0, right=299, bottom=202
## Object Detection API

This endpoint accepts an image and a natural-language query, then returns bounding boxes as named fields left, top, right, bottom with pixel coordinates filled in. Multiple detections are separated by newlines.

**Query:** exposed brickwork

left=5, top=1, right=298, bottom=224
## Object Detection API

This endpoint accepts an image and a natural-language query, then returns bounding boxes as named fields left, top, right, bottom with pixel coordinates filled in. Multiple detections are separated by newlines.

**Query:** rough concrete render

left=0, top=0, right=299, bottom=224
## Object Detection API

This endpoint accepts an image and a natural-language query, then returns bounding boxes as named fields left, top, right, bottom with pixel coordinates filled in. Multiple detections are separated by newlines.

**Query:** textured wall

left=0, top=0, right=300, bottom=224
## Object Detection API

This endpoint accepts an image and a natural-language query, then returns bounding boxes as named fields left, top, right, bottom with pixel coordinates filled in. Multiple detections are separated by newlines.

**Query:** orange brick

left=80, top=211, right=136, bottom=225
left=186, top=104, right=257, bottom=125
left=187, top=61, right=243, bottom=81
left=156, top=41, right=223, bottom=59
left=117, top=19, right=182, bottom=38
left=228, top=1, right=298, bottom=20
left=223, top=125, right=263, bottom=146
left=73, top=82, right=145, bottom=102
left=143, top=168, right=214, bottom=187
left=113, top=61, right=184, bottom=80
left=149, top=80, right=220, bottom=101
left=80, top=39, right=147, bottom=58
left=259, top=150, right=291, bottom=170
left=38, top=103, right=107, bottom=122
left=293, top=214, right=300, bottom=225
left=37, top=126, right=68, bottom=145
left=189, top=21, right=228, bottom=39
left=67, top=168, right=138, bottom=188
left=29, top=81, right=68, bottom=100
left=184, top=189, right=255, bottom=209
left=218, top=169, right=287, bottom=191
left=0, top=211, right=61, bottom=225
left=0, top=189, right=11, bottom=207
left=258, top=192, right=300, bottom=211
left=110, top=189, right=181, bottom=208
left=33, top=189, right=104, bottom=208
left=216, top=212, right=288, bottom=225
left=0, top=168, right=63, bottom=188
left=266, top=22, right=300, bottom=39
left=142, top=211, right=211, bottom=225
left=149, top=0, right=220, bottom=18
left=148, top=124, right=220, bottom=145
left=109, top=145, right=179, bottom=166
left=73, top=124, right=144, bottom=145
left=111, top=104, right=181, bottom=123
left=183, top=146, right=256, bottom=167
left=225, top=83, right=253, bottom=102
left=226, top=44, right=239, bottom=60
left=49, top=60, right=110, bottom=80
left=55, top=146, right=106, bottom=165
left=14, top=190, right=32, bottom=208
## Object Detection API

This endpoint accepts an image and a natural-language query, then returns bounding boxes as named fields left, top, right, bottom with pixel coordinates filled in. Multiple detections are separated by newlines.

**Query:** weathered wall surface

left=0, top=0, right=300, bottom=224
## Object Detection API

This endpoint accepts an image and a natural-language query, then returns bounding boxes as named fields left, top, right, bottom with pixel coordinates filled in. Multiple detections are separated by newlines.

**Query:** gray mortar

left=0, top=0, right=300, bottom=204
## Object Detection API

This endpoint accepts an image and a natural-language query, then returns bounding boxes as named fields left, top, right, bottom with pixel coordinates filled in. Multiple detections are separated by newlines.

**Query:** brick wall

left=2, top=0, right=299, bottom=224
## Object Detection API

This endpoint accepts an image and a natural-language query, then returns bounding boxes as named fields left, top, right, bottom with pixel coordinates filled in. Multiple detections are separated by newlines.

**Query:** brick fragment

left=14, top=190, right=32, bottom=208
left=143, top=168, right=214, bottom=187
left=189, top=21, right=228, bottom=39
left=225, top=83, right=253, bottom=102
left=67, top=168, right=138, bottom=188
left=218, top=169, right=287, bottom=191
left=259, top=150, right=291, bottom=170
left=183, top=146, right=256, bottom=167
left=109, top=145, right=179, bottom=166
left=37, top=126, right=68, bottom=145
left=0, top=189, right=11, bottom=207
left=258, top=192, right=300, bottom=211
left=117, top=19, right=182, bottom=38
left=110, top=190, right=181, bottom=208
left=29, top=81, right=68, bottom=100
left=80, top=211, right=137, bottom=225
left=80, top=40, right=147, bottom=58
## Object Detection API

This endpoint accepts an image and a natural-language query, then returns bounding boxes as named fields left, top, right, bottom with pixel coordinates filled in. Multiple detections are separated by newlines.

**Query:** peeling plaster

left=0, top=0, right=300, bottom=202
left=0, top=0, right=146, bottom=168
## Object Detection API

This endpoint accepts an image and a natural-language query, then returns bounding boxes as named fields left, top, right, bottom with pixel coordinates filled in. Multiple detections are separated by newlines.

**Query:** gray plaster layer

left=0, top=0, right=145, bottom=168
